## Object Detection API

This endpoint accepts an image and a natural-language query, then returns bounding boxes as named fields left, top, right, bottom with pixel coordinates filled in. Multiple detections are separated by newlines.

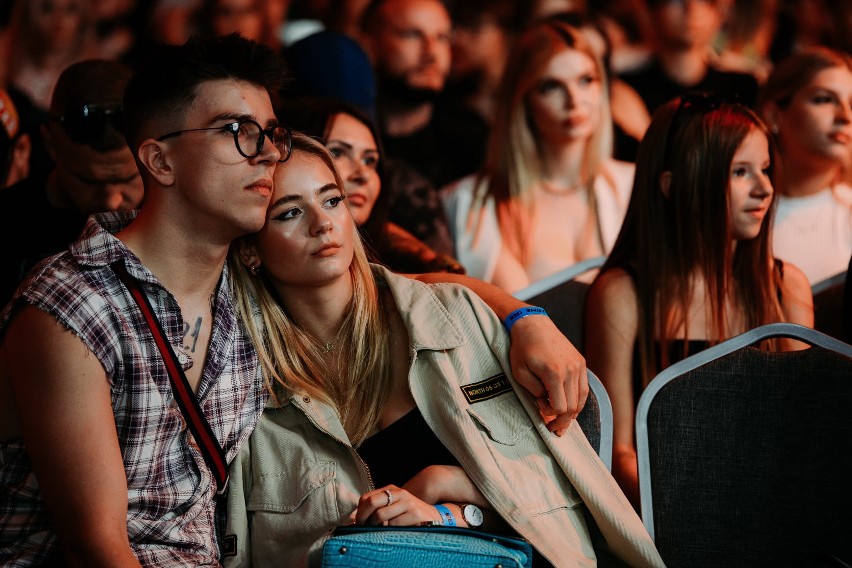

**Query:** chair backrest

left=812, top=270, right=847, bottom=341
left=575, top=369, right=613, bottom=471
left=635, top=323, right=852, bottom=568
left=513, top=256, right=606, bottom=353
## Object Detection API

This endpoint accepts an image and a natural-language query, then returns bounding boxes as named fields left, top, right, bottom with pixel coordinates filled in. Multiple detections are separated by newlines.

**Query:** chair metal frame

left=635, top=322, right=852, bottom=540
left=513, top=256, right=606, bottom=302
left=579, top=369, right=614, bottom=471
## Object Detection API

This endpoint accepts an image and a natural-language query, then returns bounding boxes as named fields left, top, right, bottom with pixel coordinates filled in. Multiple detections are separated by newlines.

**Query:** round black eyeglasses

left=156, top=119, right=292, bottom=162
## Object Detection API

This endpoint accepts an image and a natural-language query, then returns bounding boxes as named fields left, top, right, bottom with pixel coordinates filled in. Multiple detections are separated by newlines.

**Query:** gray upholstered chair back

left=514, top=256, right=605, bottom=353
left=636, top=323, right=852, bottom=568
left=575, top=369, right=613, bottom=470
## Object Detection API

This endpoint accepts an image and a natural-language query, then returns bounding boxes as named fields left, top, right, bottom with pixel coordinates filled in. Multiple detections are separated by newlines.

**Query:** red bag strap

left=113, top=262, right=229, bottom=493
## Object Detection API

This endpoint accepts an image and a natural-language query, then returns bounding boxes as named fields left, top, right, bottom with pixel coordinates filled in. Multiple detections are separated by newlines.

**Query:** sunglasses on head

left=52, top=104, right=125, bottom=145
left=662, top=91, right=739, bottom=169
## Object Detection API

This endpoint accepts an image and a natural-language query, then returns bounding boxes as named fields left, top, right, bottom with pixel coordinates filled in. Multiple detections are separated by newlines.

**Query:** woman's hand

left=355, top=485, right=444, bottom=526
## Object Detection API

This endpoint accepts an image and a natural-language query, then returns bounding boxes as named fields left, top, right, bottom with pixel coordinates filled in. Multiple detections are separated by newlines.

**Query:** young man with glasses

left=0, top=33, right=288, bottom=566
left=0, top=59, right=142, bottom=308
left=0, top=32, right=589, bottom=567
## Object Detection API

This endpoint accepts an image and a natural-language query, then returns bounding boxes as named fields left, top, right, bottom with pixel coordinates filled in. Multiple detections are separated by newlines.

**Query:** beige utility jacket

left=224, top=266, right=664, bottom=567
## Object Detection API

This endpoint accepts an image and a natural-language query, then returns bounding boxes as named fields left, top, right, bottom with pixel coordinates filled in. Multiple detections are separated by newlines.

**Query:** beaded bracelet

left=503, top=306, right=549, bottom=333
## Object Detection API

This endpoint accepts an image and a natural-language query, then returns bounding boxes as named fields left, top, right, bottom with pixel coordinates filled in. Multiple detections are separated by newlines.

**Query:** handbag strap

left=112, top=262, right=229, bottom=493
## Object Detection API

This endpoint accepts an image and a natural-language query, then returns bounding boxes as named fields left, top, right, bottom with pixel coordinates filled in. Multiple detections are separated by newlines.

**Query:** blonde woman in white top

left=442, top=19, right=633, bottom=293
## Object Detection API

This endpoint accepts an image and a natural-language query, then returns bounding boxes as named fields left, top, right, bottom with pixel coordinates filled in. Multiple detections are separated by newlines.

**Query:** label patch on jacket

left=222, top=534, right=237, bottom=557
left=462, top=373, right=511, bottom=403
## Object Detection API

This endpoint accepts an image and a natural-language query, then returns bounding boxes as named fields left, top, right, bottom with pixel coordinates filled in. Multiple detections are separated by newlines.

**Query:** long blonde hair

left=229, top=133, right=392, bottom=445
left=471, top=19, right=613, bottom=264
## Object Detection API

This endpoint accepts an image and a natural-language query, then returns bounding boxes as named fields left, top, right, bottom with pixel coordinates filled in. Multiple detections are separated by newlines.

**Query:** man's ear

left=137, top=139, right=175, bottom=186
left=659, top=170, right=672, bottom=199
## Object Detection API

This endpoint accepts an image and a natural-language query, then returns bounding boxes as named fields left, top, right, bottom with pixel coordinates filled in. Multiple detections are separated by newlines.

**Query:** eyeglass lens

left=234, top=121, right=290, bottom=162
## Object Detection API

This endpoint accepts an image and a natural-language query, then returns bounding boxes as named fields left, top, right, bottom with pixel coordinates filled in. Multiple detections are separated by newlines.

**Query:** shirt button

left=302, top=396, right=311, bottom=403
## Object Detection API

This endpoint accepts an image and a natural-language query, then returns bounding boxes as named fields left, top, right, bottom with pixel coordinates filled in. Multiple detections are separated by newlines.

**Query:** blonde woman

left=442, top=19, right=633, bottom=293
left=224, top=133, right=664, bottom=567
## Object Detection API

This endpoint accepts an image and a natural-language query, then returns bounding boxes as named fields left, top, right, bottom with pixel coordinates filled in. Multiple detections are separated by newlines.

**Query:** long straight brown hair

left=600, top=97, right=784, bottom=387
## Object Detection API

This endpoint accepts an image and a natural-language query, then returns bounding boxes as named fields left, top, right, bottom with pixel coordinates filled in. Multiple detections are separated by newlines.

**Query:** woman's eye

left=363, top=155, right=379, bottom=169
left=761, top=167, right=772, bottom=177
left=325, top=195, right=345, bottom=208
left=812, top=93, right=834, bottom=105
left=732, top=167, right=748, bottom=178
left=578, top=74, right=596, bottom=86
left=327, top=146, right=345, bottom=159
left=536, top=79, right=561, bottom=94
left=276, top=207, right=301, bottom=221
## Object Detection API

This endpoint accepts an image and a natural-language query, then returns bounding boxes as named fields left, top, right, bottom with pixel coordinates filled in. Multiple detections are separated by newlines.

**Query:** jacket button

left=302, top=396, right=310, bottom=403
left=339, top=546, right=348, bottom=555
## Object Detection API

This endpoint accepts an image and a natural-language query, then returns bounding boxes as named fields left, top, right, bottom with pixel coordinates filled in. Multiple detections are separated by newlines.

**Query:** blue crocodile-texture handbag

left=320, top=525, right=534, bottom=567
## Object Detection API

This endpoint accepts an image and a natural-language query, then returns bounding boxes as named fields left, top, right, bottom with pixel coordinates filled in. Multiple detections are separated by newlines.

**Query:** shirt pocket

left=247, top=459, right=341, bottom=539
left=466, top=392, right=583, bottom=515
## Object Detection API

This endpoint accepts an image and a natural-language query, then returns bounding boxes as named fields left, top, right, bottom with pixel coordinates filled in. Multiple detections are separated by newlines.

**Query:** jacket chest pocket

left=247, top=459, right=341, bottom=538
left=466, top=392, right=583, bottom=515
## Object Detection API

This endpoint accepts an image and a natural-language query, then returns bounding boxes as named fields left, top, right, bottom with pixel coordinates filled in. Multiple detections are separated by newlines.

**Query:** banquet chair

left=635, top=323, right=852, bottom=568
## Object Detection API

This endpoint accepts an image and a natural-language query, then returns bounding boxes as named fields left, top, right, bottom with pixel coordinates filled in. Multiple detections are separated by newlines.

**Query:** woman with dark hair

left=283, top=97, right=465, bottom=274
left=585, top=94, right=814, bottom=509
left=757, top=47, right=852, bottom=285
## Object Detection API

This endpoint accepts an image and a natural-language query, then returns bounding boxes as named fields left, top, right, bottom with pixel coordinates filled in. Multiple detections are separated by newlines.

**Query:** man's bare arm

left=4, top=307, right=141, bottom=567
left=412, top=272, right=588, bottom=434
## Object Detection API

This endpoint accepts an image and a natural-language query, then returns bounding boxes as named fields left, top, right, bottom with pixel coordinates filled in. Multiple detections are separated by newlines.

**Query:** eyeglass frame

left=156, top=118, right=292, bottom=163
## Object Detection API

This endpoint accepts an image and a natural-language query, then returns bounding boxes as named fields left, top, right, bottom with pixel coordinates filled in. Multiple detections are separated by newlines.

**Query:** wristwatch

left=461, top=503, right=484, bottom=528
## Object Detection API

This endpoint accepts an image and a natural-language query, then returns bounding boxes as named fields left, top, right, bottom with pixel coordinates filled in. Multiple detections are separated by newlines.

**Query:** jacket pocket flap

left=465, top=393, right=534, bottom=445
left=248, top=459, right=335, bottom=513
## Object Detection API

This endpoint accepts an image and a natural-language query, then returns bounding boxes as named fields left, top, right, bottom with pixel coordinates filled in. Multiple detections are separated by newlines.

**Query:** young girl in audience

left=284, top=97, right=465, bottom=274
left=442, top=19, right=633, bottom=293
left=756, top=47, right=852, bottom=285
left=585, top=95, right=814, bottom=510
left=224, top=134, right=664, bottom=568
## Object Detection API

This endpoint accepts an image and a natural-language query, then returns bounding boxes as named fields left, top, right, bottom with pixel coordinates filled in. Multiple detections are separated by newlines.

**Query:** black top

left=358, top=406, right=460, bottom=489
left=618, top=59, right=760, bottom=115
left=380, top=98, right=488, bottom=190
left=0, top=172, right=89, bottom=309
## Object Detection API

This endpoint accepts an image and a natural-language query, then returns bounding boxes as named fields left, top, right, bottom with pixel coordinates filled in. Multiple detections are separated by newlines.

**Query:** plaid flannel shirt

left=0, top=211, right=266, bottom=566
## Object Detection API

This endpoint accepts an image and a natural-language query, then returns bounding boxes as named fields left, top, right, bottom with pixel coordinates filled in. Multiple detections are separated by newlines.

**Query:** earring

left=249, top=264, right=261, bottom=276
left=770, top=124, right=779, bottom=135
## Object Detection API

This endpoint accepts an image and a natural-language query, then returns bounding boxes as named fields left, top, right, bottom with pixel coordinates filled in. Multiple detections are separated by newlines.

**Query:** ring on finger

left=384, top=489, right=394, bottom=507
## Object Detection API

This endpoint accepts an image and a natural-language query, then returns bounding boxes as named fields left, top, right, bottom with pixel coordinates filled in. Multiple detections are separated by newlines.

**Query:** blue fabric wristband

left=434, top=504, right=456, bottom=526
left=503, top=306, right=548, bottom=332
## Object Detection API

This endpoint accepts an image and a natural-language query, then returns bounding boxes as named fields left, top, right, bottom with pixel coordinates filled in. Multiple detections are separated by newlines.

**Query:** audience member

left=283, top=28, right=457, bottom=255
left=618, top=0, right=760, bottom=116
left=0, top=31, right=593, bottom=565
left=359, top=0, right=489, bottom=189
left=4, top=0, right=97, bottom=112
left=282, top=97, right=462, bottom=273
left=0, top=33, right=288, bottom=565
left=442, top=20, right=633, bottom=293
left=0, top=59, right=142, bottom=308
left=192, top=0, right=287, bottom=49
left=757, top=47, right=852, bottom=285
left=0, top=88, right=31, bottom=190
left=585, top=94, right=814, bottom=510
left=223, top=132, right=665, bottom=568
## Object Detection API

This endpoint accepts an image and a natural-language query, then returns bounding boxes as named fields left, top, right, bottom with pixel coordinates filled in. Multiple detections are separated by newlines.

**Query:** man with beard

left=359, top=0, right=489, bottom=189
left=617, top=0, right=760, bottom=115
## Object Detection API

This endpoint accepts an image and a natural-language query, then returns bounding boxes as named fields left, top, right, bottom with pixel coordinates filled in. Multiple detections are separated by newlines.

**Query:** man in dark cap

left=0, top=58, right=142, bottom=307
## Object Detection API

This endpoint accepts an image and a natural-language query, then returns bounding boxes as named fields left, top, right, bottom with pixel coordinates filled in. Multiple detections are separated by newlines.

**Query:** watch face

left=463, top=504, right=484, bottom=527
